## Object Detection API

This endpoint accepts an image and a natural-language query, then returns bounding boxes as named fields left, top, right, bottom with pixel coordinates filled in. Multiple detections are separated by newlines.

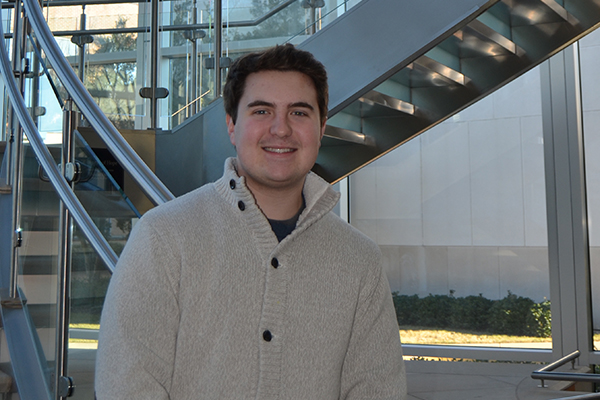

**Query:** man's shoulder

left=319, top=212, right=381, bottom=255
left=142, top=183, right=219, bottom=224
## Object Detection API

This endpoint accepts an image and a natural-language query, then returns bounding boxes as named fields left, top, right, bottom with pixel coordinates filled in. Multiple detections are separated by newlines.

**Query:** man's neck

left=246, top=182, right=305, bottom=221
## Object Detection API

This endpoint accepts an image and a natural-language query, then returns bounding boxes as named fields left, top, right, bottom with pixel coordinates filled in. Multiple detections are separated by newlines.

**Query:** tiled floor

left=68, top=347, right=598, bottom=400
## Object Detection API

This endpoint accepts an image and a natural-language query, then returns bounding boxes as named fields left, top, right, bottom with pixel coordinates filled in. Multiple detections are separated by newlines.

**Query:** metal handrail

left=532, top=350, right=600, bottom=387
left=40, top=0, right=297, bottom=37
left=550, top=394, right=600, bottom=400
left=22, top=0, right=175, bottom=206
left=0, top=12, right=118, bottom=273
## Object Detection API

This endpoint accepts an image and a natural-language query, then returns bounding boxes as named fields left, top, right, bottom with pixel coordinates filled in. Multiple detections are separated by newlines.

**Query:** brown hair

left=223, top=44, right=328, bottom=124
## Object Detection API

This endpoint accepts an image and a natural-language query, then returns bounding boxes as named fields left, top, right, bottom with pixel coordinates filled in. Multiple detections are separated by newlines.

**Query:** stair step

left=324, top=126, right=375, bottom=146
left=443, top=18, right=524, bottom=59
left=505, top=0, right=580, bottom=27
left=358, top=91, right=417, bottom=117
left=405, top=55, right=468, bottom=88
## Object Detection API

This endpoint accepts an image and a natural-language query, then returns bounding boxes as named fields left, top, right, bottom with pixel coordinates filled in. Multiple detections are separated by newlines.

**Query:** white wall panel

left=521, top=115, right=547, bottom=247
left=421, top=121, right=472, bottom=246
left=469, top=118, right=525, bottom=246
left=374, top=137, right=423, bottom=245
left=492, top=68, right=542, bottom=119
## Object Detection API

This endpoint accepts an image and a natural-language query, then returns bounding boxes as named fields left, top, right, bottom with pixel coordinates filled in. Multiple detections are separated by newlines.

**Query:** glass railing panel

left=67, top=131, right=139, bottom=379
left=68, top=221, right=114, bottom=399
left=18, top=142, right=62, bottom=394
left=286, top=0, right=359, bottom=43
left=225, top=1, right=307, bottom=42
left=26, top=22, right=158, bottom=215
left=84, top=35, right=140, bottom=130
left=28, top=57, right=67, bottom=146
left=25, top=28, right=142, bottom=220
left=164, top=0, right=213, bottom=126
left=72, top=132, right=141, bottom=223
left=19, top=129, right=139, bottom=395
left=83, top=9, right=146, bottom=130
left=85, top=3, right=141, bottom=30
left=43, top=2, right=148, bottom=130
left=164, top=0, right=360, bottom=129
left=66, top=154, right=136, bottom=397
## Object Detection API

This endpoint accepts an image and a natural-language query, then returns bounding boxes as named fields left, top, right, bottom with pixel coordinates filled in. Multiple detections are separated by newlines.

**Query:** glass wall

left=39, top=0, right=360, bottom=132
left=580, top=28, right=600, bottom=352
left=350, top=65, right=551, bottom=348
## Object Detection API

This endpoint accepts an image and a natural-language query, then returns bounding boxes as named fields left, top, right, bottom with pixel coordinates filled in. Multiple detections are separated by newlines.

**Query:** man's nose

left=270, top=113, right=292, bottom=137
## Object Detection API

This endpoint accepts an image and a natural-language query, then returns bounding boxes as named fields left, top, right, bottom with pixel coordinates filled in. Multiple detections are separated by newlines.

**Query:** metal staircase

left=170, top=0, right=600, bottom=191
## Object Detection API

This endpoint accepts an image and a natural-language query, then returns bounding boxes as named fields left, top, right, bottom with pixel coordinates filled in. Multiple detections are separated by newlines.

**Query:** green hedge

left=392, top=291, right=552, bottom=338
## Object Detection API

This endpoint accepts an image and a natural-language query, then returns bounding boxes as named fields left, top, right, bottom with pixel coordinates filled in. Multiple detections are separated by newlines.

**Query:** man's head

left=223, top=45, right=328, bottom=201
left=223, top=44, right=328, bottom=125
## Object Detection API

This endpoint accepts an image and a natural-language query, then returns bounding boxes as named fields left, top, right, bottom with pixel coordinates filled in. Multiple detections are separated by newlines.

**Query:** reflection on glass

left=85, top=28, right=138, bottom=129
left=350, top=65, right=551, bottom=349
left=579, top=28, right=600, bottom=352
left=73, top=132, right=140, bottom=226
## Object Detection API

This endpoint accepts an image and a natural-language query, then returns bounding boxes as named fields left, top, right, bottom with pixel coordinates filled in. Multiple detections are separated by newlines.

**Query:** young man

left=95, top=44, right=406, bottom=399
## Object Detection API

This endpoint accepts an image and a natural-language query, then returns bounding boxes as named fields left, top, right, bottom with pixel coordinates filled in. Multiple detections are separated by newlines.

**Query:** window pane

left=580, top=28, right=600, bottom=352
left=349, top=65, right=551, bottom=348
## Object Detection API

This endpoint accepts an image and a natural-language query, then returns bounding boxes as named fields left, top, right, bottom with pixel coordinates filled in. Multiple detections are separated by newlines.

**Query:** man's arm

left=95, top=217, right=181, bottom=399
left=340, top=264, right=407, bottom=400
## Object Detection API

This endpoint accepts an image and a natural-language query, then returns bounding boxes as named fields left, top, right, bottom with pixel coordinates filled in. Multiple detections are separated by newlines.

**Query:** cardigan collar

left=214, top=157, right=340, bottom=242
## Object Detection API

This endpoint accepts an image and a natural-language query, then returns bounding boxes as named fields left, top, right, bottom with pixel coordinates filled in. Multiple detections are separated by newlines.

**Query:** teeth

left=265, top=147, right=294, bottom=153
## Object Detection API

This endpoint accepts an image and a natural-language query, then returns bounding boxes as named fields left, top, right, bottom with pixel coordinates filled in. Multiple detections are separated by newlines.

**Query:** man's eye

left=292, top=111, right=307, bottom=116
left=254, top=110, right=267, bottom=115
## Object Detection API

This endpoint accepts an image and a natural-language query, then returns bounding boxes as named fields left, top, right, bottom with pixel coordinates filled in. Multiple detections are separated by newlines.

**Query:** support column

left=542, top=43, right=594, bottom=365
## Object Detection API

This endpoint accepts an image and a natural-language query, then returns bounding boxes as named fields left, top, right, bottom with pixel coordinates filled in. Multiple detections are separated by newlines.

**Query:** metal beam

left=541, top=43, right=593, bottom=364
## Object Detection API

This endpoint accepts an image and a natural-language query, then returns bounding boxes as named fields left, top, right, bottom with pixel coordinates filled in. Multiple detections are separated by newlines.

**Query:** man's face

left=227, top=70, right=326, bottom=194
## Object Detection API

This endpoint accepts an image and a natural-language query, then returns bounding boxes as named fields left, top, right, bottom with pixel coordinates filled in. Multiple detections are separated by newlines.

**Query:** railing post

left=214, top=0, right=222, bottom=96
left=8, top=0, right=28, bottom=300
left=191, top=0, right=198, bottom=115
left=150, top=0, right=159, bottom=129
left=139, top=0, right=168, bottom=130
left=78, top=7, right=86, bottom=82
left=54, top=98, right=77, bottom=399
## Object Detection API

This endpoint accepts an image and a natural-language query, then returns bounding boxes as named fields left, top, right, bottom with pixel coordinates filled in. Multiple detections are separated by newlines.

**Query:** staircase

left=167, top=0, right=600, bottom=193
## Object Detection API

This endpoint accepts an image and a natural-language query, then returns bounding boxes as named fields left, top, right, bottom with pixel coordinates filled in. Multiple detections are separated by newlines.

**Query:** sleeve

left=339, top=262, right=407, bottom=400
left=95, top=215, right=181, bottom=399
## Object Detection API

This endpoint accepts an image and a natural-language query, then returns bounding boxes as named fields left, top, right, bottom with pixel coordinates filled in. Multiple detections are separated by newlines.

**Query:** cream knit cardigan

left=95, top=158, right=406, bottom=399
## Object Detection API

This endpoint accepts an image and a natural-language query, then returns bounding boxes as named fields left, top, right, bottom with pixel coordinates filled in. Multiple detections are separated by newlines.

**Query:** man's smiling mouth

left=264, top=147, right=295, bottom=153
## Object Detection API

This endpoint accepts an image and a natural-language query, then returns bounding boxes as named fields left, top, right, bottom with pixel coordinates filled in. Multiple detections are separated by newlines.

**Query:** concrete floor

left=66, top=345, right=598, bottom=400
left=406, top=360, right=597, bottom=400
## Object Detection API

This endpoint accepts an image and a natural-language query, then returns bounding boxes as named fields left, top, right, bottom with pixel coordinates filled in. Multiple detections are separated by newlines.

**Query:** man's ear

left=226, top=114, right=236, bottom=146
left=319, top=117, right=327, bottom=144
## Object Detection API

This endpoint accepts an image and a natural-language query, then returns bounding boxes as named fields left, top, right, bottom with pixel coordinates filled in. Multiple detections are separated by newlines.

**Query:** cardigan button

left=229, top=179, right=236, bottom=189
left=263, top=330, right=273, bottom=342
left=271, top=258, right=279, bottom=269
left=238, top=201, right=245, bottom=211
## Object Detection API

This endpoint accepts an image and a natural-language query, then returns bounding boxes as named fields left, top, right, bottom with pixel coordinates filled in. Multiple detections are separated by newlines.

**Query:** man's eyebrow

left=289, top=102, right=314, bottom=110
left=246, top=100, right=274, bottom=108
left=246, top=100, right=315, bottom=111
